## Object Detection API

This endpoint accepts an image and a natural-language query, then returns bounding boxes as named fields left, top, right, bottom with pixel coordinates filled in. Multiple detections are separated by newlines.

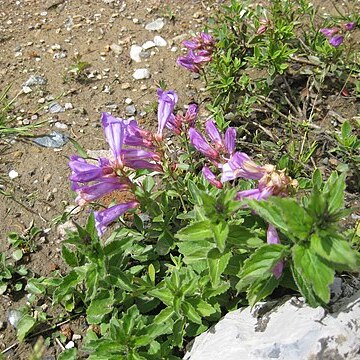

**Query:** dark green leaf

left=153, top=307, right=174, bottom=324
left=69, top=137, right=88, bottom=158
left=175, top=221, right=213, bottom=241
left=182, top=302, right=202, bottom=324
left=212, top=221, right=229, bottom=252
left=292, top=244, right=334, bottom=304
left=86, top=291, right=114, bottom=324
left=187, top=180, right=203, bottom=205
left=310, top=233, right=360, bottom=270
left=247, top=276, right=279, bottom=306
left=207, top=249, right=231, bottom=287
left=148, top=287, right=173, bottom=306
left=62, top=245, right=78, bottom=267
left=237, top=244, right=287, bottom=292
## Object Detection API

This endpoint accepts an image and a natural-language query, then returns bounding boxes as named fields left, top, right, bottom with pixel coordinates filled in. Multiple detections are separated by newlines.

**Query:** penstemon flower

left=320, top=21, right=356, bottom=47
left=177, top=32, right=215, bottom=73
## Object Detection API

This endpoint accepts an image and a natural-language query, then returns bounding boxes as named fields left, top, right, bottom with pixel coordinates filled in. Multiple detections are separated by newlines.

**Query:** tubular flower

left=202, top=166, right=223, bottom=189
left=157, top=89, right=178, bottom=140
left=189, top=127, right=220, bottom=161
left=167, top=104, right=199, bottom=135
left=267, top=225, right=284, bottom=279
left=95, top=201, right=139, bottom=236
left=177, top=32, right=215, bottom=73
left=320, top=21, right=356, bottom=47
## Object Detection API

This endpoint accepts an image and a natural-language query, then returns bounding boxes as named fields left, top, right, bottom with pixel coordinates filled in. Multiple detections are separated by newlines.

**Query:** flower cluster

left=177, top=32, right=215, bottom=73
left=69, top=89, right=177, bottom=236
left=189, top=120, right=297, bottom=278
left=320, top=22, right=356, bottom=47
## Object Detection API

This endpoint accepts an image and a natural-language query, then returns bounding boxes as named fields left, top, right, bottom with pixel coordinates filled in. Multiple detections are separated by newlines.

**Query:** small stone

left=49, top=102, right=65, bottom=114
left=125, top=105, right=136, bottom=116
left=31, top=114, right=38, bottom=121
left=121, top=83, right=131, bottom=90
left=145, top=18, right=164, bottom=31
left=329, top=158, right=339, bottom=166
left=54, top=122, right=68, bottom=130
left=132, top=18, right=139, bottom=24
left=72, top=334, right=82, bottom=341
left=130, top=45, right=142, bottom=62
left=22, top=86, right=32, bottom=94
left=43, top=174, right=52, bottom=184
left=110, top=43, right=122, bottom=55
left=65, top=341, right=75, bottom=349
left=9, top=170, right=19, bottom=179
left=142, top=40, right=156, bottom=50
left=125, top=98, right=133, bottom=105
left=22, top=119, right=30, bottom=125
left=64, top=103, right=73, bottom=110
left=23, top=75, right=47, bottom=87
left=38, top=98, right=45, bottom=104
left=154, top=35, right=167, bottom=47
left=140, top=85, right=148, bottom=91
left=133, top=68, right=151, bottom=80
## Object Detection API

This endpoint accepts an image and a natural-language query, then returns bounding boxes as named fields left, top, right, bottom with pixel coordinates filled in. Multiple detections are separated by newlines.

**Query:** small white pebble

left=65, top=341, right=75, bottom=349
left=9, top=170, right=19, bottom=179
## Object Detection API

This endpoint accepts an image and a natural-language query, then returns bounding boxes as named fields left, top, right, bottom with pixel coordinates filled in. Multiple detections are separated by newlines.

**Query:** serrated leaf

left=187, top=180, right=203, bottom=205
left=148, top=287, right=173, bottom=306
left=207, top=249, right=231, bottom=287
left=188, top=298, right=216, bottom=317
left=182, top=301, right=202, bottom=324
left=175, top=221, right=213, bottom=241
left=292, top=244, right=334, bottom=304
left=153, top=307, right=174, bottom=324
left=247, top=276, right=279, bottom=306
left=212, top=221, right=229, bottom=252
left=17, top=315, right=36, bottom=341
left=310, top=233, right=360, bottom=270
left=246, top=198, right=312, bottom=242
left=86, top=291, right=114, bottom=324
left=236, top=244, right=287, bottom=292
left=324, top=172, right=346, bottom=215
left=62, top=245, right=78, bottom=267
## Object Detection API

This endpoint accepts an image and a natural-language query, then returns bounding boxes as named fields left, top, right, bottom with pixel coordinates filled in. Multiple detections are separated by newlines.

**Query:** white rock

left=125, top=98, right=133, bottom=105
left=142, top=40, right=156, bottom=50
left=145, top=18, right=164, bottom=31
left=130, top=45, right=142, bottom=63
left=64, top=102, right=73, bottom=110
left=65, top=341, right=75, bottom=349
left=185, top=291, right=360, bottom=360
left=133, top=68, right=151, bottom=80
left=154, top=35, right=167, bottom=47
left=110, top=43, right=122, bottom=55
left=72, top=334, right=82, bottom=341
left=9, top=170, right=19, bottom=179
left=22, top=86, right=32, bottom=94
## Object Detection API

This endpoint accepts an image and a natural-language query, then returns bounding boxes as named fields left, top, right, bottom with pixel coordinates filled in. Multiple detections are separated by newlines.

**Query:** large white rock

left=132, top=68, right=151, bottom=80
left=184, top=291, right=360, bottom=360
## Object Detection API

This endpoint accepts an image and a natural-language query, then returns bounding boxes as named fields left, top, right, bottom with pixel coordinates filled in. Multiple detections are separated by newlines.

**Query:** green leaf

left=58, top=348, right=78, bottom=360
left=62, top=245, right=78, bottom=267
left=69, top=137, right=88, bottom=158
left=17, top=315, right=36, bottom=341
left=87, top=291, right=114, bottom=324
left=182, top=302, right=202, bottom=324
left=247, top=276, right=279, bottom=306
left=175, top=221, right=213, bottom=241
left=187, top=180, right=203, bottom=205
left=310, top=233, right=360, bottom=270
left=292, top=244, right=334, bottom=304
left=12, top=249, right=23, bottom=261
left=148, top=287, right=173, bottom=306
left=245, top=197, right=313, bottom=242
left=212, top=221, right=229, bottom=253
left=143, top=176, right=155, bottom=192
left=153, top=307, right=174, bottom=324
left=207, top=249, right=231, bottom=287
left=324, top=172, right=346, bottom=215
left=172, top=318, right=185, bottom=347
left=188, top=298, right=216, bottom=317
left=26, top=279, right=46, bottom=295
left=148, top=264, right=156, bottom=284
left=236, top=244, right=287, bottom=292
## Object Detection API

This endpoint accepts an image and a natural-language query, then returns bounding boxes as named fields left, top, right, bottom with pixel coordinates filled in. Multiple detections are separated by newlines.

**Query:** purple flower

left=95, top=201, right=139, bottom=236
left=224, top=128, right=237, bottom=155
left=157, top=89, right=178, bottom=139
left=75, top=178, right=129, bottom=206
left=235, top=188, right=272, bottom=201
left=124, top=120, right=154, bottom=149
left=221, top=152, right=268, bottom=183
left=177, top=53, right=202, bottom=73
left=69, top=155, right=114, bottom=185
left=202, top=166, right=223, bottom=189
left=319, top=27, right=339, bottom=37
left=189, top=127, right=219, bottom=160
left=101, top=113, right=126, bottom=167
left=267, top=225, right=284, bottom=279
left=329, top=35, right=344, bottom=47
left=344, top=22, right=356, bottom=31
